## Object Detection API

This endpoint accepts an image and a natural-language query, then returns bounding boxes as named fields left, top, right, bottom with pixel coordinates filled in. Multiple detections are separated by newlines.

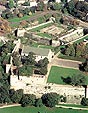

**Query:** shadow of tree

left=61, top=76, right=71, bottom=84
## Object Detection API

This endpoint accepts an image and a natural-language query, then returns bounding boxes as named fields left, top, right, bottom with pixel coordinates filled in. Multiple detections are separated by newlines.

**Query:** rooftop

left=22, top=46, right=50, bottom=56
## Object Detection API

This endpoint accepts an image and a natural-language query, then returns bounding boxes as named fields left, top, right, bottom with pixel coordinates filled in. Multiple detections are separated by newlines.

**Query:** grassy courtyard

left=0, top=106, right=88, bottom=113
left=47, top=66, right=88, bottom=85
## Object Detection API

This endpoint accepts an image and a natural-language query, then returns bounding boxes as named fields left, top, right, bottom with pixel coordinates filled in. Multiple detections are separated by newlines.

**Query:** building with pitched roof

left=21, top=46, right=54, bottom=62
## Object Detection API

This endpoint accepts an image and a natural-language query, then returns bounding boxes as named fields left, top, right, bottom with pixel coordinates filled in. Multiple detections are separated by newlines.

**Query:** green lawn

left=37, top=33, right=53, bottom=39
left=8, top=15, right=34, bottom=23
left=39, top=45, right=54, bottom=50
left=58, top=53, right=85, bottom=62
left=30, top=23, right=52, bottom=32
left=0, top=106, right=88, bottom=113
left=47, top=66, right=88, bottom=85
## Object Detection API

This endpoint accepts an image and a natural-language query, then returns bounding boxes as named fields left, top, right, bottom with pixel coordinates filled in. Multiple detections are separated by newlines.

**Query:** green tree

left=8, top=0, right=14, bottom=9
left=19, top=65, right=33, bottom=76
left=39, top=66, right=47, bottom=75
left=84, top=43, right=88, bottom=58
left=65, top=44, right=75, bottom=56
left=0, top=86, right=11, bottom=104
left=71, top=74, right=86, bottom=86
left=23, top=8, right=30, bottom=15
left=24, top=52, right=36, bottom=66
left=42, top=93, right=59, bottom=107
left=20, top=94, right=36, bottom=107
left=52, top=2, right=62, bottom=10
left=9, top=89, right=23, bottom=103
left=81, top=97, right=88, bottom=106
left=22, top=1, right=30, bottom=6
left=37, top=58, right=49, bottom=68
left=35, top=98, right=43, bottom=107
left=67, top=0, right=75, bottom=13
left=12, top=52, right=22, bottom=67
left=37, top=1, right=44, bottom=11
left=82, top=59, right=88, bottom=72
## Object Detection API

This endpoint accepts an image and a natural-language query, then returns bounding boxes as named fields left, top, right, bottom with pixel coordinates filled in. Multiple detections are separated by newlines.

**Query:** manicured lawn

left=0, top=106, right=88, bottom=113
left=47, top=66, right=88, bottom=85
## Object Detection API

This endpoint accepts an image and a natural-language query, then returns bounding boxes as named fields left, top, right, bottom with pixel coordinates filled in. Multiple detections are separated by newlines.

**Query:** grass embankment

left=58, top=53, right=85, bottom=62
left=47, top=66, right=88, bottom=85
left=30, top=23, right=52, bottom=32
left=0, top=106, right=88, bottom=113
left=8, top=15, right=35, bottom=23
left=37, top=33, right=53, bottom=39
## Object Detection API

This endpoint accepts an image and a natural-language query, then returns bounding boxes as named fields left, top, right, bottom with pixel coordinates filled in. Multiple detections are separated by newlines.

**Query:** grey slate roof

left=22, top=46, right=50, bottom=56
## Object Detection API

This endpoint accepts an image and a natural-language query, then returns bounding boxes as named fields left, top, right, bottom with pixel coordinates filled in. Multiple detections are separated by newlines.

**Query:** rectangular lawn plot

left=47, top=66, right=88, bottom=85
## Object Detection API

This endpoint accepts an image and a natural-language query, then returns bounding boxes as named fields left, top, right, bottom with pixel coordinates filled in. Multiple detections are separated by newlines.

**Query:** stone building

left=21, top=45, right=54, bottom=62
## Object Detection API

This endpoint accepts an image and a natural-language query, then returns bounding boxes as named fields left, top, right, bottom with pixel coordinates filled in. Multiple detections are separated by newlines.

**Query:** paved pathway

left=56, top=105, right=88, bottom=111
left=0, top=104, right=20, bottom=109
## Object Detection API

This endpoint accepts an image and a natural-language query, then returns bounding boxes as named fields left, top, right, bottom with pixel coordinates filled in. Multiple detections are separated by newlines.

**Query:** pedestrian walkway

left=56, top=105, right=88, bottom=111
left=0, top=104, right=20, bottom=109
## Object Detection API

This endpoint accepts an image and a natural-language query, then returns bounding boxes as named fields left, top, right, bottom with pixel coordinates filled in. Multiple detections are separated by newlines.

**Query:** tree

left=37, top=58, right=49, bottom=75
left=22, top=1, right=30, bottom=6
left=75, top=43, right=85, bottom=57
left=0, top=86, right=11, bottom=104
left=35, top=98, right=43, bottom=107
left=23, top=52, right=36, bottom=66
left=65, top=44, right=75, bottom=56
left=39, top=66, right=47, bottom=75
left=8, top=0, right=14, bottom=9
left=84, top=43, right=88, bottom=58
left=9, top=89, right=23, bottom=103
left=37, top=1, right=44, bottom=11
left=30, top=6, right=36, bottom=13
left=19, top=65, right=33, bottom=76
left=20, top=94, right=36, bottom=107
left=37, top=58, right=49, bottom=68
left=82, top=59, right=88, bottom=72
left=67, top=0, right=75, bottom=13
left=41, top=93, right=59, bottom=107
left=71, top=74, right=86, bottom=86
left=23, top=8, right=30, bottom=15
left=52, top=2, right=62, bottom=11
left=12, top=52, right=22, bottom=67
left=81, top=97, right=88, bottom=106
